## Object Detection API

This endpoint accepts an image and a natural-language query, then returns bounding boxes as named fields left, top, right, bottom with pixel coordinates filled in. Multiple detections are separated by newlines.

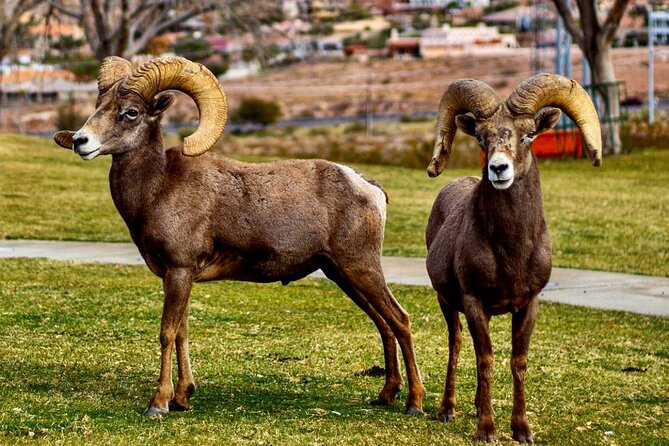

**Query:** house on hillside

left=29, top=22, right=89, bottom=60
left=420, top=23, right=517, bottom=57
left=386, top=28, right=420, bottom=58
left=0, top=67, right=95, bottom=105
left=392, top=0, right=490, bottom=12
left=332, top=16, right=391, bottom=34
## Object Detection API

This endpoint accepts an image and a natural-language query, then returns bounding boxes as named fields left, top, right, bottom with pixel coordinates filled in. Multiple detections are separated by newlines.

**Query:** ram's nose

left=489, top=161, right=509, bottom=176
left=73, top=135, right=89, bottom=154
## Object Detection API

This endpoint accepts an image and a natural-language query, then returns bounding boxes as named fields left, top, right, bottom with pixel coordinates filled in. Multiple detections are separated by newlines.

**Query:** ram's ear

left=54, top=130, right=75, bottom=149
left=535, top=107, right=562, bottom=134
left=148, top=92, right=176, bottom=117
left=455, top=113, right=477, bottom=137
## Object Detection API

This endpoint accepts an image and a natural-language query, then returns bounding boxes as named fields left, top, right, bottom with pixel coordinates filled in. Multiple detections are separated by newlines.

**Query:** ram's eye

left=124, top=109, right=139, bottom=119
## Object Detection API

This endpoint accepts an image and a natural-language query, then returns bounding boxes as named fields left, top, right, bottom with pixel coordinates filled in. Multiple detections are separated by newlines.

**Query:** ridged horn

left=119, top=56, right=227, bottom=156
left=53, top=130, right=74, bottom=149
left=98, top=56, right=132, bottom=92
left=506, top=73, right=602, bottom=166
left=428, top=79, right=501, bottom=177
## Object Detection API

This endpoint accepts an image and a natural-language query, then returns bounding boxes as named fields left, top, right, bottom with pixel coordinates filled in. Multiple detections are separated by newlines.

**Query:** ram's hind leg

left=322, top=264, right=403, bottom=406
left=437, top=294, right=462, bottom=423
left=341, top=265, right=425, bottom=415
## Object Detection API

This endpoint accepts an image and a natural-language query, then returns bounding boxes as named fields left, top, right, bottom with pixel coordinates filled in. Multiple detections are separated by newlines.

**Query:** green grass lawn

left=0, top=258, right=667, bottom=445
left=1, top=132, right=667, bottom=276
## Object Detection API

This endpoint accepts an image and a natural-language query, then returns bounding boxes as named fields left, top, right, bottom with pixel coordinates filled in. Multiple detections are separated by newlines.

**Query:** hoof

left=512, top=420, right=533, bottom=443
left=144, top=406, right=169, bottom=416
left=438, top=413, right=456, bottom=423
left=475, top=431, right=497, bottom=442
left=168, top=400, right=190, bottom=412
left=403, top=406, right=424, bottom=416
left=513, top=433, right=534, bottom=444
left=370, top=397, right=393, bottom=407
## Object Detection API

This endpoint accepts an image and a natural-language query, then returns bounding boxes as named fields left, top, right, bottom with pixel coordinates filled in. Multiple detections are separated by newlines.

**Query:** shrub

left=234, top=97, right=282, bottom=126
left=307, top=127, right=329, bottom=136
left=399, top=114, right=431, bottom=123
left=64, top=58, right=99, bottom=81
left=204, top=57, right=229, bottom=77
left=177, top=127, right=195, bottom=141
left=344, top=120, right=365, bottom=134
left=621, top=112, right=669, bottom=152
left=54, top=105, right=86, bottom=130
left=172, top=37, right=213, bottom=62
left=173, top=37, right=212, bottom=63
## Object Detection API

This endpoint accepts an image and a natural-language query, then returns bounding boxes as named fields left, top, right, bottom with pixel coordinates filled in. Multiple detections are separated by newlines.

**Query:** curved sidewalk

left=2, top=239, right=668, bottom=317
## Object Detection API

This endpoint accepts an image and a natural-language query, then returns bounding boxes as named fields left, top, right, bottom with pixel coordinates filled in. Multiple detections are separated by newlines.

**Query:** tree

left=552, top=0, right=630, bottom=155
left=218, top=0, right=283, bottom=68
left=49, top=1, right=281, bottom=67
left=0, top=0, right=44, bottom=63
left=49, top=0, right=222, bottom=62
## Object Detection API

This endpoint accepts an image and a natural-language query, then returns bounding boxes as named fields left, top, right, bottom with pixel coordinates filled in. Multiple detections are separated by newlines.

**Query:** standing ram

left=425, top=74, right=602, bottom=443
left=53, top=56, right=425, bottom=416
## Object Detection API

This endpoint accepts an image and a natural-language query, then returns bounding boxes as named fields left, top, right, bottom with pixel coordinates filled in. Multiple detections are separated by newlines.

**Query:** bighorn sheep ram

left=425, top=74, right=601, bottom=443
left=53, top=56, right=425, bottom=416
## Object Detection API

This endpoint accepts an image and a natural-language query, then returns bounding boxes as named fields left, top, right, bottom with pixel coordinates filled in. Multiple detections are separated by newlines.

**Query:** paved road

left=2, top=239, right=668, bottom=317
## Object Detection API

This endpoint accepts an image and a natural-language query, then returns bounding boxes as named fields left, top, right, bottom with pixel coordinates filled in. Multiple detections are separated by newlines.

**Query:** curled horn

left=506, top=73, right=602, bottom=166
left=119, top=56, right=227, bottom=156
left=98, top=56, right=133, bottom=92
left=53, top=130, right=75, bottom=149
left=428, top=79, right=500, bottom=177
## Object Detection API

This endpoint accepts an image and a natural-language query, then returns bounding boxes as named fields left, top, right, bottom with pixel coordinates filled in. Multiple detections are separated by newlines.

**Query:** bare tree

left=1, top=0, right=45, bottom=63
left=552, top=0, right=631, bottom=155
left=49, top=0, right=223, bottom=62
left=218, top=0, right=287, bottom=68
left=1, top=0, right=45, bottom=127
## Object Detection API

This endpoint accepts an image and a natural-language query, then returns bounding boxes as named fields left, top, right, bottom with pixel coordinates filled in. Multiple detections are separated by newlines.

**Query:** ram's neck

left=109, top=144, right=166, bottom=226
left=476, top=158, right=547, bottom=256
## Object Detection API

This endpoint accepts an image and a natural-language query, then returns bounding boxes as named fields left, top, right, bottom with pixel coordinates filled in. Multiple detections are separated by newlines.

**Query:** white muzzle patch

left=72, top=128, right=102, bottom=160
left=488, top=153, right=514, bottom=190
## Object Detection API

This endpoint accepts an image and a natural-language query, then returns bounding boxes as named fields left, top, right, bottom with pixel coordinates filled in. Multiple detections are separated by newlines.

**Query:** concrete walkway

left=2, top=239, right=668, bottom=317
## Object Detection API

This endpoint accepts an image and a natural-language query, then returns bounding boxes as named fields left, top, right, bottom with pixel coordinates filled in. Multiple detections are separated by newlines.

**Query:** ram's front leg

left=170, top=301, right=195, bottom=411
left=145, top=268, right=194, bottom=416
left=510, top=297, right=538, bottom=444
left=463, top=294, right=496, bottom=442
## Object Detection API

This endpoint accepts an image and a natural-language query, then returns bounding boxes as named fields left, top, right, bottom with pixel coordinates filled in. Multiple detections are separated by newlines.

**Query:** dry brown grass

left=220, top=47, right=669, bottom=120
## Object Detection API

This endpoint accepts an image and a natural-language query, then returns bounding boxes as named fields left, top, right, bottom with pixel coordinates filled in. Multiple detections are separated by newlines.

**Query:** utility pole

left=555, top=17, right=572, bottom=77
left=648, top=3, right=655, bottom=125
left=365, top=72, right=373, bottom=137
left=0, top=70, right=4, bottom=130
left=531, top=0, right=541, bottom=74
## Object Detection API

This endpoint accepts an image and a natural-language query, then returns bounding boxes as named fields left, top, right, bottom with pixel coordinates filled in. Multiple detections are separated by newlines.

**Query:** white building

left=408, top=0, right=490, bottom=7
left=282, top=0, right=300, bottom=19
left=420, top=23, right=516, bottom=58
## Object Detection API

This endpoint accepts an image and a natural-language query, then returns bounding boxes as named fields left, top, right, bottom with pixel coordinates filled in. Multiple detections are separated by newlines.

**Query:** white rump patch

left=336, top=164, right=387, bottom=223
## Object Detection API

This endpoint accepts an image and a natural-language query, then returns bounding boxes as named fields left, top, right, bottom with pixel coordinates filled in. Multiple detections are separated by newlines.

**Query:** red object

left=478, top=129, right=583, bottom=165
left=532, top=129, right=583, bottom=159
